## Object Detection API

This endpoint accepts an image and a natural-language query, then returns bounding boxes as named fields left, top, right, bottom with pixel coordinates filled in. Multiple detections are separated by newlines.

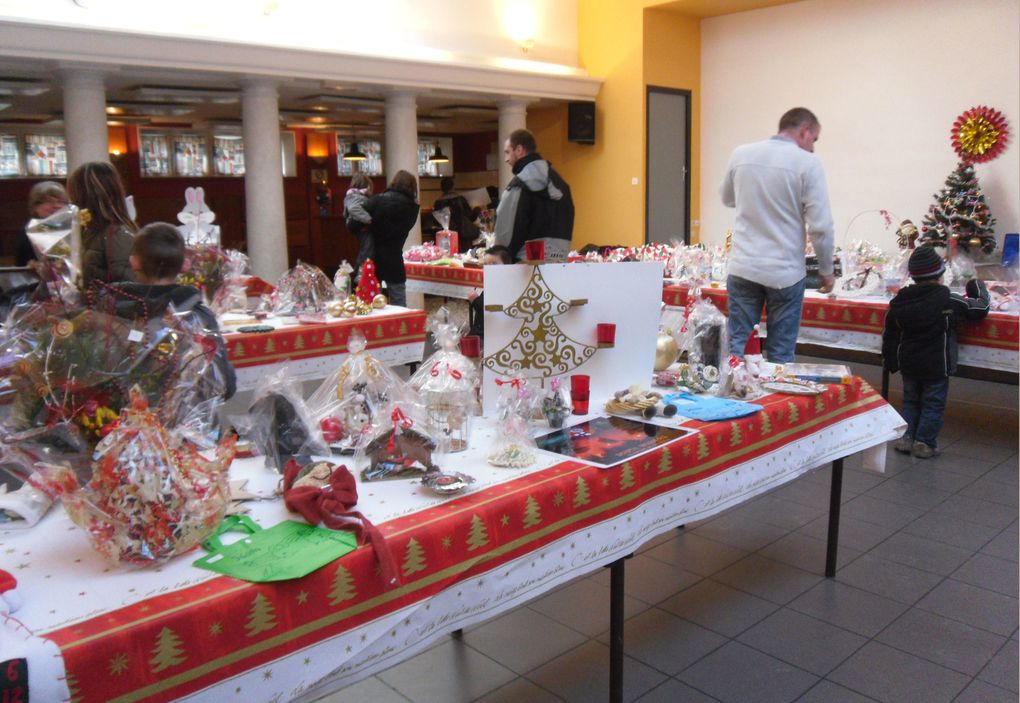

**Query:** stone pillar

left=61, top=69, right=109, bottom=171
left=241, top=79, right=288, bottom=281
left=498, top=99, right=529, bottom=191
left=384, top=90, right=423, bottom=309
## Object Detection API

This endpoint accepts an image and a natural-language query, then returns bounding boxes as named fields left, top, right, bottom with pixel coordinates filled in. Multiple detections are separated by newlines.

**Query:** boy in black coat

left=882, top=246, right=989, bottom=458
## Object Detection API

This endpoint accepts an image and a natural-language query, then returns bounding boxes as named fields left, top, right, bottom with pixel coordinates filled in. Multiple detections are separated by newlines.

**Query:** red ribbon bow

left=430, top=362, right=462, bottom=380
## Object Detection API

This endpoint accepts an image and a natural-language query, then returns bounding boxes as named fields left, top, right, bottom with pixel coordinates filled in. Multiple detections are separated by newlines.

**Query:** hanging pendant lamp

left=342, top=140, right=367, bottom=161
left=427, top=145, right=449, bottom=164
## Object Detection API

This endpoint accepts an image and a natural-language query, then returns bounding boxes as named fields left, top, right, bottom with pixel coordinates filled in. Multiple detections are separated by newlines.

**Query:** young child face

left=482, top=254, right=503, bottom=266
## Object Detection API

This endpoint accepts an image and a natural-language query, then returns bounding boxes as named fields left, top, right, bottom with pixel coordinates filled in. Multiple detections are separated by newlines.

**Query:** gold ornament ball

left=654, top=332, right=679, bottom=372
left=341, top=301, right=358, bottom=318
left=372, top=293, right=388, bottom=309
left=950, top=232, right=960, bottom=240
left=968, top=237, right=983, bottom=248
left=327, top=301, right=344, bottom=317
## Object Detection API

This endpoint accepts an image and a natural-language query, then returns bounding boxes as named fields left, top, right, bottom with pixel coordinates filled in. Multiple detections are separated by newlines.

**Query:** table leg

left=825, top=458, right=844, bottom=578
left=608, top=556, right=628, bottom=703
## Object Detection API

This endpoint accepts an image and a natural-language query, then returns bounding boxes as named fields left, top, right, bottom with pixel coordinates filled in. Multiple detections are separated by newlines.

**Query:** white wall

left=700, top=0, right=1020, bottom=252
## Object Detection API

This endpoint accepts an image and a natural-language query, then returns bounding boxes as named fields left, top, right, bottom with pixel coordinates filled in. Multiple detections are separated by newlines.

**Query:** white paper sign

left=481, top=262, right=663, bottom=416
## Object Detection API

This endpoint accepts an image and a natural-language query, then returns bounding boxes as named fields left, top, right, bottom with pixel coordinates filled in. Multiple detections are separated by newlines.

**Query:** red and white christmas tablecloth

left=404, top=262, right=483, bottom=299
left=223, top=307, right=427, bottom=391
left=1, top=380, right=902, bottom=703
left=662, top=285, right=1019, bottom=374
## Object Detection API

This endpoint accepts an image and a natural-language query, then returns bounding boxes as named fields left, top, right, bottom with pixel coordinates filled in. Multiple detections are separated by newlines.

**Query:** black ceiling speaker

left=568, top=101, right=596, bottom=144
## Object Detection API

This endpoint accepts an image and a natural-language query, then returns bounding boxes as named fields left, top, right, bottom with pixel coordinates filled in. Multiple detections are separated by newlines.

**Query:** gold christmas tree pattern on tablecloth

left=483, top=266, right=596, bottom=380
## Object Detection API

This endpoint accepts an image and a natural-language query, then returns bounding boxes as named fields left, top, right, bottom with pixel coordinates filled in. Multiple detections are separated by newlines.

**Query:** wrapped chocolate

left=272, top=261, right=338, bottom=315
left=358, top=404, right=438, bottom=481
left=333, top=260, right=354, bottom=298
left=678, top=293, right=727, bottom=369
left=32, top=390, right=235, bottom=566
left=208, top=249, right=252, bottom=316
left=248, top=369, right=329, bottom=471
left=487, top=377, right=537, bottom=468
left=409, top=310, right=478, bottom=452
left=540, top=377, right=571, bottom=428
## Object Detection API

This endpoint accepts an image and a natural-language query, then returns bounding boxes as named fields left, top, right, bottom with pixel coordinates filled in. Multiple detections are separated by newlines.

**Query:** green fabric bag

left=193, top=514, right=357, bottom=582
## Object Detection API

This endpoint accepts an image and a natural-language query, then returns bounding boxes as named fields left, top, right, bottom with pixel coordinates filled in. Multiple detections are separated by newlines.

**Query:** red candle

left=524, top=240, right=545, bottom=262
left=459, top=335, right=481, bottom=358
left=596, top=323, right=616, bottom=348
left=570, top=374, right=590, bottom=415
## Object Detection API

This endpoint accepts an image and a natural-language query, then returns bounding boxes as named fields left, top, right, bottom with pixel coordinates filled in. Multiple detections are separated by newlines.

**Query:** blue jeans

left=901, top=375, right=949, bottom=449
left=383, top=282, right=406, bottom=307
left=726, top=275, right=806, bottom=363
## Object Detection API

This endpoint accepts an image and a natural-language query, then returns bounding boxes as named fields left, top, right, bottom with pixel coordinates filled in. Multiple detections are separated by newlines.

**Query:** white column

left=241, top=79, right=288, bottom=281
left=61, top=69, right=109, bottom=171
left=384, top=90, right=423, bottom=309
left=498, top=99, right=529, bottom=190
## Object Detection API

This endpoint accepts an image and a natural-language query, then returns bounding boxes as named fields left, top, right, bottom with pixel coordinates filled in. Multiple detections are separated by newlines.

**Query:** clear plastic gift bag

left=247, top=368, right=330, bottom=471
left=272, top=261, right=338, bottom=315
left=209, top=249, right=253, bottom=316
left=540, top=377, right=571, bottom=429
left=487, top=377, right=538, bottom=468
left=356, top=402, right=438, bottom=481
left=678, top=293, right=727, bottom=370
left=409, top=310, right=479, bottom=452
left=333, top=260, right=354, bottom=298
left=25, top=204, right=83, bottom=306
left=28, top=390, right=236, bottom=566
left=716, top=355, right=763, bottom=400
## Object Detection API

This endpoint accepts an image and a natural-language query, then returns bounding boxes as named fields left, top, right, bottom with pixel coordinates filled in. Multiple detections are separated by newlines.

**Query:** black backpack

left=521, top=164, right=574, bottom=242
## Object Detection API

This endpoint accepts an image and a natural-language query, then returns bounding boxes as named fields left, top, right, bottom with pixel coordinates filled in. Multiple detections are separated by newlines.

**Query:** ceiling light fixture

left=427, top=145, right=450, bottom=164
left=342, top=140, right=367, bottom=162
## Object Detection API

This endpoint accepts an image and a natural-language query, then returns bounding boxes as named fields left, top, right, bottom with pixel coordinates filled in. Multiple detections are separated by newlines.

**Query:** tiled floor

left=320, top=410, right=1018, bottom=703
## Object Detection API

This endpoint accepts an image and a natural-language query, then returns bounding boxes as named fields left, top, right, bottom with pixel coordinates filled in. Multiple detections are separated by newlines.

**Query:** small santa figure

left=744, top=324, right=765, bottom=376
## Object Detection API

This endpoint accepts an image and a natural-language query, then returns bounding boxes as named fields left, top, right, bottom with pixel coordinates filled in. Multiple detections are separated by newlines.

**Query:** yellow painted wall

left=532, top=1, right=702, bottom=248
left=643, top=7, right=701, bottom=242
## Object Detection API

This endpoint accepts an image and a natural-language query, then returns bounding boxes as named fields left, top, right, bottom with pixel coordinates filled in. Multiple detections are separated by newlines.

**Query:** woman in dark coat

left=66, top=161, right=137, bottom=289
left=364, top=170, right=419, bottom=307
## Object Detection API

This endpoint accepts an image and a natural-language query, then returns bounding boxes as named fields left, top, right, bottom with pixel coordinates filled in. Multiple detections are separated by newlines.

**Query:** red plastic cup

left=459, top=335, right=481, bottom=359
left=596, top=323, right=616, bottom=348
left=570, top=374, right=590, bottom=415
left=524, top=240, right=545, bottom=262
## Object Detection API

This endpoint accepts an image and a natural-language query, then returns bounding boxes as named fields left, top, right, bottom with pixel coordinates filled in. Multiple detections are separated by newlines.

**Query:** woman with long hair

left=66, top=161, right=137, bottom=287
left=365, top=169, right=419, bottom=307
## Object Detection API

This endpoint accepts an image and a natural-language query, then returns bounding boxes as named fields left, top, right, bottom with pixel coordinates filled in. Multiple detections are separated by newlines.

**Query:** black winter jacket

left=882, top=279, right=989, bottom=380
left=365, top=189, right=420, bottom=284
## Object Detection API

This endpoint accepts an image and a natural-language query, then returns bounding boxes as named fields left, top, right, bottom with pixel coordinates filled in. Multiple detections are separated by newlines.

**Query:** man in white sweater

left=720, top=107, right=835, bottom=363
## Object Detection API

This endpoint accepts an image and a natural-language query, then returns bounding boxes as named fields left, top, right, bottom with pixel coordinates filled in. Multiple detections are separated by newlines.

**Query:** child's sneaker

left=911, top=441, right=939, bottom=459
left=893, top=436, right=914, bottom=453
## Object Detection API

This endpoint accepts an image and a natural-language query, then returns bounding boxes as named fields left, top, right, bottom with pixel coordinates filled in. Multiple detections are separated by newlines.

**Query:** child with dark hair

left=467, top=245, right=512, bottom=338
left=98, top=222, right=236, bottom=401
left=882, top=245, right=989, bottom=458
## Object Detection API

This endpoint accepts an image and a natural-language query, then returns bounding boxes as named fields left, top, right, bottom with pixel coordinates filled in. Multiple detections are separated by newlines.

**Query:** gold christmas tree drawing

left=522, top=495, right=543, bottom=528
left=697, top=433, right=710, bottom=459
left=150, top=627, right=187, bottom=672
left=467, top=514, right=490, bottom=551
left=329, top=565, right=357, bottom=605
left=659, top=448, right=673, bottom=474
left=402, top=538, right=427, bottom=577
left=619, top=463, right=635, bottom=490
left=483, top=266, right=596, bottom=380
left=573, top=476, right=591, bottom=507
left=245, top=593, right=278, bottom=637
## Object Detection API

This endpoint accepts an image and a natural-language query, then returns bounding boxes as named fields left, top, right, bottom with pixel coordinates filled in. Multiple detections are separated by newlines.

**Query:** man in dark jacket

left=494, top=129, right=573, bottom=262
left=882, top=245, right=989, bottom=458
left=364, top=170, right=420, bottom=307
left=432, top=176, right=479, bottom=244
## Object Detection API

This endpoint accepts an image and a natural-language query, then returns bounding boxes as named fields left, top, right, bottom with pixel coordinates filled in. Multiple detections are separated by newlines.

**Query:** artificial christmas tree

left=355, top=259, right=381, bottom=304
left=920, top=162, right=997, bottom=255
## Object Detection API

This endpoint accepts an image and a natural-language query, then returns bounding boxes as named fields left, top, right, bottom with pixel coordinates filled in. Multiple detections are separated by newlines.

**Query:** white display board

left=481, top=262, right=663, bottom=416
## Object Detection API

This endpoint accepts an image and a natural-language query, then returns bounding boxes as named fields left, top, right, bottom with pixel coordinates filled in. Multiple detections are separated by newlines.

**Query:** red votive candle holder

left=459, top=335, right=481, bottom=359
left=570, top=374, right=590, bottom=415
left=524, top=240, right=545, bottom=263
left=596, top=323, right=616, bottom=348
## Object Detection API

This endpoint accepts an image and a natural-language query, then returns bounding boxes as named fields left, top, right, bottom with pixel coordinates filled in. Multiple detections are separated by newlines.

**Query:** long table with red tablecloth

left=222, top=307, right=427, bottom=391
left=2, top=379, right=902, bottom=702
left=404, top=262, right=484, bottom=299
left=662, top=284, right=1019, bottom=375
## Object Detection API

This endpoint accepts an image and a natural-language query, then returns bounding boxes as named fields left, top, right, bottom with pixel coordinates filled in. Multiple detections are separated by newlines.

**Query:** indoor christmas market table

left=222, top=306, right=427, bottom=392
left=404, top=262, right=484, bottom=300
left=1, top=378, right=903, bottom=703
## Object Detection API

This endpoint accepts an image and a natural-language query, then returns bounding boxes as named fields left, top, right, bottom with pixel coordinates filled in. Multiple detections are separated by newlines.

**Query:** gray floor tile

left=315, top=676, right=411, bottom=703
left=377, top=639, right=517, bottom=703
left=876, top=607, right=1006, bottom=676
left=594, top=606, right=726, bottom=675
left=840, top=493, right=926, bottom=530
left=977, top=638, right=1019, bottom=693
left=471, top=677, right=564, bottom=703
left=691, top=511, right=790, bottom=551
left=984, top=460, right=1019, bottom=486
left=929, top=494, right=1018, bottom=530
left=901, top=512, right=1003, bottom=551
left=737, top=608, right=866, bottom=676
left=794, top=680, right=878, bottom=703
left=711, top=553, right=822, bottom=605
left=643, top=530, right=748, bottom=577
left=885, top=465, right=977, bottom=493
left=834, top=553, right=944, bottom=605
left=959, top=474, right=1020, bottom=507
left=529, top=576, right=647, bottom=638
left=980, top=523, right=1019, bottom=562
left=953, top=679, right=1018, bottom=703
left=463, top=607, right=587, bottom=675
left=952, top=553, right=1019, bottom=597
left=942, top=440, right=1017, bottom=464
left=589, top=552, right=702, bottom=606
left=916, top=578, right=1019, bottom=637
left=927, top=453, right=1000, bottom=478
left=798, top=513, right=899, bottom=552
left=789, top=580, right=909, bottom=638
left=867, top=530, right=973, bottom=576
left=800, top=464, right=886, bottom=496
left=768, top=478, right=833, bottom=509
left=827, top=641, right=969, bottom=703
left=526, top=640, right=667, bottom=703
left=678, top=640, right=818, bottom=703
left=634, top=529, right=679, bottom=555
left=862, top=478, right=951, bottom=511
left=658, top=579, right=778, bottom=638
left=634, top=679, right=719, bottom=703
left=758, top=531, right=862, bottom=574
